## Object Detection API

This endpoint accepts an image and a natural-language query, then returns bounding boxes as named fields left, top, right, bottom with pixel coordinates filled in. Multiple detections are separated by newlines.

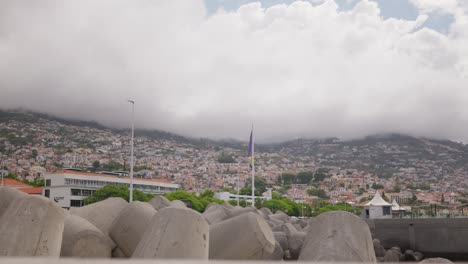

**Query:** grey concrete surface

left=132, top=207, right=209, bottom=259
left=299, top=211, right=376, bottom=262
left=209, top=212, right=276, bottom=260
left=170, top=200, right=187, bottom=208
left=61, top=215, right=112, bottom=258
left=0, top=186, right=26, bottom=218
left=1, top=259, right=448, bottom=264
left=366, top=218, right=468, bottom=258
left=202, top=204, right=229, bottom=225
left=109, top=201, right=156, bottom=257
left=148, top=195, right=171, bottom=210
left=0, top=195, right=65, bottom=256
left=69, top=197, right=127, bottom=236
left=269, top=211, right=290, bottom=223
left=288, top=231, right=306, bottom=260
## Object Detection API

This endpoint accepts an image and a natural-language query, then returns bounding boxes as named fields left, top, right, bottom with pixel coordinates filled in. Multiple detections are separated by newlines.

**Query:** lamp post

left=128, top=100, right=135, bottom=203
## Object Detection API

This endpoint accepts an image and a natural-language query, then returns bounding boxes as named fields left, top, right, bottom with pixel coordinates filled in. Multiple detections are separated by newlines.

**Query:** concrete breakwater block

left=0, top=186, right=26, bottom=218
left=260, top=207, right=273, bottom=217
left=209, top=212, right=276, bottom=260
left=267, top=241, right=285, bottom=260
left=287, top=231, right=306, bottom=260
left=69, top=197, right=127, bottom=236
left=273, top=231, right=288, bottom=250
left=299, top=211, right=376, bottom=262
left=420, top=258, right=453, bottom=263
left=132, top=207, right=209, bottom=259
left=61, top=215, right=112, bottom=258
left=170, top=200, right=187, bottom=208
left=109, top=202, right=156, bottom=257
left=147, top=195, right=171, bottom=210
left=227, top=206, right=260, bottom=218
left=202, top=204, right=229, bottom=225
left=269, top=211, right=290, bottom=223
left=0, top=195, right=65, bottom=256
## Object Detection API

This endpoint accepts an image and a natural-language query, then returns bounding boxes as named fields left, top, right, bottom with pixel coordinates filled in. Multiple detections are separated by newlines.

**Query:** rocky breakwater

left=0, top=187, right=456, bottom=263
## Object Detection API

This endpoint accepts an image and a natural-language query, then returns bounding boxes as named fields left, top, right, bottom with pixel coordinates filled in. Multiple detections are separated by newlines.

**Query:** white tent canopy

left=392, top=199, right=406, bottom=211
left=365, top=192, right=391, bottom=206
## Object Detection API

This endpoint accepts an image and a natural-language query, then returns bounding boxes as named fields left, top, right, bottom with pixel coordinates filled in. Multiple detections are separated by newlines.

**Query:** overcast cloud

left=1, top=0, right=467, bottom=142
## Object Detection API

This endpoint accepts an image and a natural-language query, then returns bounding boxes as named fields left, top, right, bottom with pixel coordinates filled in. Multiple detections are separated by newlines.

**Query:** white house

left=362, top=191, right=392, bottom=219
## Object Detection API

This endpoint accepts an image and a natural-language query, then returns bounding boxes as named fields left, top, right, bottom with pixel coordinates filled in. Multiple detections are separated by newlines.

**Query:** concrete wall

left=366, top=218, right=468, bottom=259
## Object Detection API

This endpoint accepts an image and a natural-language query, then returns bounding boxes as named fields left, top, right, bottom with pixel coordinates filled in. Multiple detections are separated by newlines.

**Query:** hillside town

left=1, top=111, right=467, bottom=212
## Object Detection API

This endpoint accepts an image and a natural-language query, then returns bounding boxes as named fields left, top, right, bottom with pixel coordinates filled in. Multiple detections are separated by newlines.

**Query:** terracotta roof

left=1, top=178, right=29, bottom=187
left=19, top=187, right=43, bottom=195
left=52, top=169, right=171, bottom=184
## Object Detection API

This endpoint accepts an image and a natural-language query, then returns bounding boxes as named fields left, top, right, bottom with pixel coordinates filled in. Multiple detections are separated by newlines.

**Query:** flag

left=248, top=129, right=253, bottom=169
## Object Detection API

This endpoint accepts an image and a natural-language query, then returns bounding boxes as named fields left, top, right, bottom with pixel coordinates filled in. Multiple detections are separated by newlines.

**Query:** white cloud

left=0, top=0, right=467, bottom=141
left=409, top=0, right=459, bottom=14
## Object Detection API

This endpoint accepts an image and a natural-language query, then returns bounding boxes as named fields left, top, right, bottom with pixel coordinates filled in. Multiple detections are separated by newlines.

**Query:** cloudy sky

left=1, top=0, right=467, bottom=142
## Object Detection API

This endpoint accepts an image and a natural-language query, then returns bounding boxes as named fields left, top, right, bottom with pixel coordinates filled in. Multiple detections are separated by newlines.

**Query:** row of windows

left=70, top=200, right=84, bottom=207
left=71, top=188, right=96, bottom=196
left=64, top=178, right=176, bottom=193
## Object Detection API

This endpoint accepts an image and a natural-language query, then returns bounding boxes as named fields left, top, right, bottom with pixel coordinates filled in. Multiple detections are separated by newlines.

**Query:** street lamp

left=128, top=100, right=135, bottom=203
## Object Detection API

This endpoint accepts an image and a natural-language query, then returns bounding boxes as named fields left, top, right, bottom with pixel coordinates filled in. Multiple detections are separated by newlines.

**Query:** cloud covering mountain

left=1, top=0, right=467, bottom=142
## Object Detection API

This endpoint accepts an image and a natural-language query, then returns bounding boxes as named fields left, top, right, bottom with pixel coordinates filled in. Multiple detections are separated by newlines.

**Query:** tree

left=199, top=189, right=215, bottom=198
left=217, top=152, right=236, bottom=163
left=83, top=184, right=153, bottom=205
left=372, top=183, right=384, bottom=189
left=241, top=178, right=267, bottom=196
left=296, top=171, right=314, bottom=184
left=92, top=160, right=100, bottom=171
left=307, top=188, right=329, bottom=199
left=31, top=149, right=38, bottom=159
left=278, top=173, right=296, bottom=185
left=382, top=191, right=389, bottom=202
left=165, top=190, right=223, bottom=212
left=392, top=185, right=401, bottom=193
left=313, top=168, right=329, bottom=182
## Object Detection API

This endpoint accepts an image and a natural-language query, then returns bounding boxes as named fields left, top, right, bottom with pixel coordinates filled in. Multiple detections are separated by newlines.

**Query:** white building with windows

left=44, top=169, right=179, bottom=208
left=214, top=188, right=273, bottom=203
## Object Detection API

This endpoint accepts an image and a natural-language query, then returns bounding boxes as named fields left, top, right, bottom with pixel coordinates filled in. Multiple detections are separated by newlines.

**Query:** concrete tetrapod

left=287, top=231, right=306, bottom=260
left=299, top=211, right=377, bottom=262
left=209, top=212, right=276, bottom=260
left=267, top=241, right=285, bottom=260
left=170, top=200, right=187, bottom=208
left=147, top=195, right=171, bottom=210
left=109, top=201, right=157, bottom=257
left=227, top=206, right=260, bottom=219
left=269, top=211, right=290, bottom=223
left=0, top=186, right=26, bottom=218
left=202, top=203, right=229, bottom=225
left=61, top=215, right=112, bottom=258
left=132, top=207, right=209, bottom=259
left=0, top=195, right=65, bottom=256
left=69, top=197, right=127, bottom=236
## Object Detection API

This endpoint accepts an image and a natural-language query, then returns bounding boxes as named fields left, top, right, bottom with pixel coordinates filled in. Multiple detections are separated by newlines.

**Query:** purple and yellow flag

left=248, top=129, right=253, bottom=169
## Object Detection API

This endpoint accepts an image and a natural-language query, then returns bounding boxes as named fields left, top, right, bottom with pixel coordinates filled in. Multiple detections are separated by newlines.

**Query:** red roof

left=2, top=178, right=29, bottom=188
left=52, top=170, right=171, bottom=184
left=19, top=187, right=43, bottom=195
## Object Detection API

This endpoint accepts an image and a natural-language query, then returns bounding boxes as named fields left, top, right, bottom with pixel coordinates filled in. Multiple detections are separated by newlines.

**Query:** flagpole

left=251, top=125, right=255, bottom=207
left=237, top=166, right=240, bottom=206
left=128, top=100, right=135, bottom=203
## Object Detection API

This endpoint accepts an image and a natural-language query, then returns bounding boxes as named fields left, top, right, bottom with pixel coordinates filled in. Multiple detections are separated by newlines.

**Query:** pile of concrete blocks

left=0, top=186, right=66, bottom=257
left=0, top=188, right=382, bottom=262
